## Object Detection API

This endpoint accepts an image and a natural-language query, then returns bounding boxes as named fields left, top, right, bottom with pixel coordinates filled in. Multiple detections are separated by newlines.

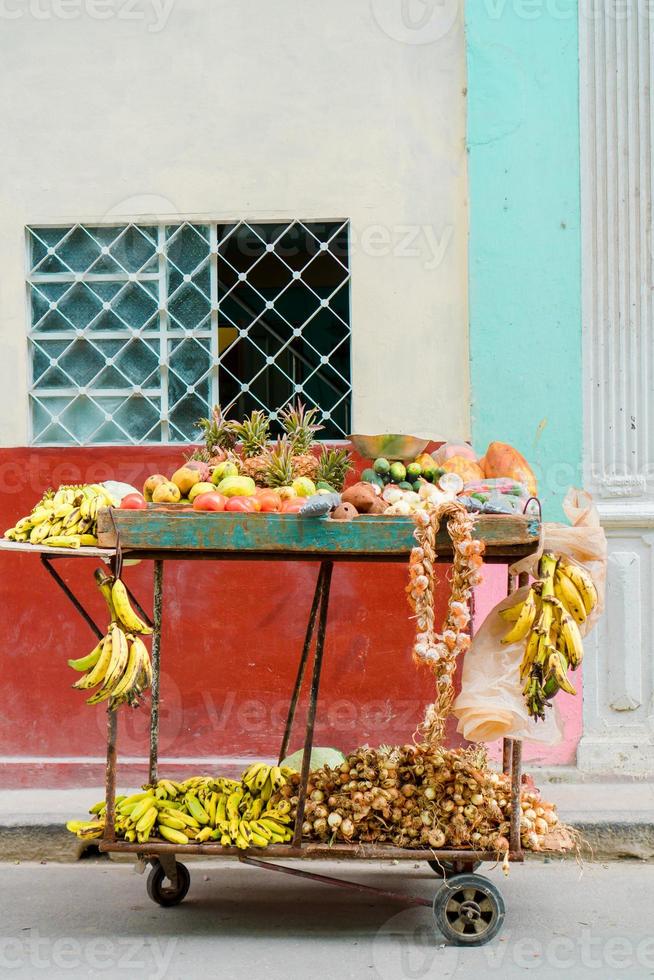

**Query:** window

left=27, top=221, right=351, bottom=444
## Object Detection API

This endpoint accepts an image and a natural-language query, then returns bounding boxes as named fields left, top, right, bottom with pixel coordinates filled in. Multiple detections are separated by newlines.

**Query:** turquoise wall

left=466, top=3, right=581, bottom=521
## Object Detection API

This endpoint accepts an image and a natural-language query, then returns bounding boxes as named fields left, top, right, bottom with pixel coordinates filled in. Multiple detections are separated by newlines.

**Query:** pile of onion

left=276, top=744, right=559, bottom=853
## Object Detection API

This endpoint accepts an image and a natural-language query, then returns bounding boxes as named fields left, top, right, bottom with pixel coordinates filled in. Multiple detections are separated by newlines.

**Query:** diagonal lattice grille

left=27, top=221, right=351, bottom=444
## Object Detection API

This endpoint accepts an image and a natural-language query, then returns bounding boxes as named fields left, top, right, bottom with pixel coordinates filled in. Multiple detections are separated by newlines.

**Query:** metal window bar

left=27, top=221, right=352, bottom=446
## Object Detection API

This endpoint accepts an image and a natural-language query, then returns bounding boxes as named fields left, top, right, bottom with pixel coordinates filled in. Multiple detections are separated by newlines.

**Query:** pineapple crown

left=279, top=399, right=323, bottom=455
left=234, top=410, right=271, bottom=458
left=195, top=405, right=238, bottom=455
left=265, top=437, right=295, bottom=488
left=315, top=444, right=353, bottom=492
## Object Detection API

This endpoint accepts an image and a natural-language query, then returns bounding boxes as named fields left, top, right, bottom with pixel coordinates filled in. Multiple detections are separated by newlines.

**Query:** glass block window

left=27, top=221, right=351, bottom=444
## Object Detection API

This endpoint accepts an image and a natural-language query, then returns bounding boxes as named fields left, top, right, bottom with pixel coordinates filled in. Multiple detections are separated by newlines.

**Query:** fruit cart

left=0, top=510, right=539, bottom=946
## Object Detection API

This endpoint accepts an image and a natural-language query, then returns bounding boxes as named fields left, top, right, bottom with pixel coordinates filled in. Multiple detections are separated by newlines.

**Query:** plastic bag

left=453, top=488, right=607, bottom=744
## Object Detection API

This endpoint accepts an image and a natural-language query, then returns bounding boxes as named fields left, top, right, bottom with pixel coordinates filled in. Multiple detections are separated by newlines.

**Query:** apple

left=151, top=481, right=181, bottom=504
left=120, top=492, right=147, bottom=510
left=143, top=474, right=167, bottom=501
left=192, top=492, right=226, bottom=512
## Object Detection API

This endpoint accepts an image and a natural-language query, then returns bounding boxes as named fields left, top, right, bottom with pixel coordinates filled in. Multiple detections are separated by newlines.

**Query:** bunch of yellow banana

left=68, top=569, right=152, bottom=708
left=67, top=763, right=298, bottom=849
left=501, top=552, right=598, bottom=720
left=4, top=484, right=114, bottom=548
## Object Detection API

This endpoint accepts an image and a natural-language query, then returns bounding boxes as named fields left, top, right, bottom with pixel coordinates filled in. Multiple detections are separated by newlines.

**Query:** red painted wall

left=0, top=448, right=578, bottom=788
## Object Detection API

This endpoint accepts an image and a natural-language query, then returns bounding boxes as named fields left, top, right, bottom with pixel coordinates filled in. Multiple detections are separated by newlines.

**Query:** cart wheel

left=427, top=859, right=482, bottom=878
left=433, top=873, right=505, bottom=946
left=146, top=861, right=190, bottom=907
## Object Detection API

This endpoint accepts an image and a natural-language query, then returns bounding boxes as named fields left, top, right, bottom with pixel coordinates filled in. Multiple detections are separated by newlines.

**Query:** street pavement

left=0, top=858, right=652, bottom=979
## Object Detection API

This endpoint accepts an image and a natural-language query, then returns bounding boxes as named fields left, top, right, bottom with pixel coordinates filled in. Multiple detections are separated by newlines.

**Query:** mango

left=171, top=465, right=202, bottom=498
left=152, top=481, right=181, bottom=504
left=211, top=460, right=239, bottom=483
left=216, top=475, right=256, bottom=497
left=188, top=481, right=216, bottom=503
left=143, top=474, right=168, bottom=501
left=185, top=460, right=210, bottom=482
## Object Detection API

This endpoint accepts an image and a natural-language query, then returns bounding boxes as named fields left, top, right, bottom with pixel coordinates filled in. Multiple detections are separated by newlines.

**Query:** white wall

left=0, top=0, right=468, bottom=445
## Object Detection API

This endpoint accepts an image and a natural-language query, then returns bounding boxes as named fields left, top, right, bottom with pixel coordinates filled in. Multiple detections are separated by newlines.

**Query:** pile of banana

left=67, top=764, right=296, bottom=849
left=501, top=551, right=598, bottom=720
left=4, top=483, right=114, bottom=548
left=69, top=569, right=152, bottom=709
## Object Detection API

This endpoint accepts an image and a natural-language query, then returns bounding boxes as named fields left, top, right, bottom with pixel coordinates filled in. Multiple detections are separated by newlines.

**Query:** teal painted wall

left=466, top=3, right=581, bottom=521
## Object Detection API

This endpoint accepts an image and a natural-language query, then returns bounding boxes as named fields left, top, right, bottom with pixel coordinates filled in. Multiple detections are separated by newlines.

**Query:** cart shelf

left=96, top=509, right=540, bottom=561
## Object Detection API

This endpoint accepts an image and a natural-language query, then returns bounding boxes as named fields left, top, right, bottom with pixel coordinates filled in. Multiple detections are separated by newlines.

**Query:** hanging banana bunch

left=500, top=552, right=598, bottom=720
left=68, top=568, right=153, bottom=710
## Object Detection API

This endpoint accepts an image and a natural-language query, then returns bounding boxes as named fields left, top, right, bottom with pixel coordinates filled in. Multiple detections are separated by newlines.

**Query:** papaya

left=480, top=442, right=538, bottom=496
left=439, top=455, right=484, bottom=484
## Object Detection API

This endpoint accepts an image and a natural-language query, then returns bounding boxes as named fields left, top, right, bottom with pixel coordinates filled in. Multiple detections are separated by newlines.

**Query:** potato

left=341, top=482, right=377, bottom=513
left=332, top=502, right=358, bottom=521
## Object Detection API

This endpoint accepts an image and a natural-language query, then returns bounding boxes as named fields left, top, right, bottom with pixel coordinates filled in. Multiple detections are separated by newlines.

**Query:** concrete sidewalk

left=1, top=771, right=653, bottom=862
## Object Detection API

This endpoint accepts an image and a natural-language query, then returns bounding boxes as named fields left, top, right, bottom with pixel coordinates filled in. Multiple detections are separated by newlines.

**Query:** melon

left=281, top=746, right=346, bottom=772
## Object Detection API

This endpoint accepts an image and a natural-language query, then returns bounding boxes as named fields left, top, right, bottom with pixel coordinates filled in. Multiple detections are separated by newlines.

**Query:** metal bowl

left=348, top=434, right=431, bottom=461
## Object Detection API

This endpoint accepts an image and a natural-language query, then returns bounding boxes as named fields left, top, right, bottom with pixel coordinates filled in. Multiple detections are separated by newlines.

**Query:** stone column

left=577, top=3, right=654, bottom=773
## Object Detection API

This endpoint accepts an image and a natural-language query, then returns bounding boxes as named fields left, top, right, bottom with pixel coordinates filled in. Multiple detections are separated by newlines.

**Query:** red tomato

left=192, top=492, right=226, bottom=512
left=120, top=492, right=147, bottom=510
left=255, top=490, right=282, bottom=513
left=225, top=496, right=259, bottom=513
left=281, top=497, right=304, bottom=513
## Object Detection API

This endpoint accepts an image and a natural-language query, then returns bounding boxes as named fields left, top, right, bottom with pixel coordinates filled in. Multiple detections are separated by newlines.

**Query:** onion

left=327, top=812, right=342, bottom=829
left=340, top=817, right=355, bottom=838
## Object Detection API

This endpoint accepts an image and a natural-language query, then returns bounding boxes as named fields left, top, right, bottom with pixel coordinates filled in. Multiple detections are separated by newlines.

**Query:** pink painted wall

left=0, top=448, right=579, bottom=788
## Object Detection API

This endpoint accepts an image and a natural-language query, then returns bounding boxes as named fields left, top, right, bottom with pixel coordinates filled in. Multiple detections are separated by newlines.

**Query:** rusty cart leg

left=292, top=561, right=333, bottom=847
left=278, top=564, right=326, bottom=764
left=149, top=559, right=164, bottom=786
left=509, top=739, right=523, bottom=853
left=104, top=707, right=118, bottom=841
left=502, top=738, right=513, bottom=775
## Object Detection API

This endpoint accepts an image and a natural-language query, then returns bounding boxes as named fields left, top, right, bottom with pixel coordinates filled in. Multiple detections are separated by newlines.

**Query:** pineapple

left=265, top=438, right=295, bottom=488
left=195, top=405, right=238, bottom=466
left=279, top=400, right=322, bottom=480
left=234, top=410, right=271, bottom=485
left=315, top=445, right=353, bottom=492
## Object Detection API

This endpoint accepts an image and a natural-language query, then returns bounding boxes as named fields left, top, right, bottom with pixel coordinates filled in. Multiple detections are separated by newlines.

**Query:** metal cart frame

left=0, top=514, right=537, bottom=945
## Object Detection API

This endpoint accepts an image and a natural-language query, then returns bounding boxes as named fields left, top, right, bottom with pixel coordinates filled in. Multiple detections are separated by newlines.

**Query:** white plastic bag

left=453, top=489, right=607, bottom=744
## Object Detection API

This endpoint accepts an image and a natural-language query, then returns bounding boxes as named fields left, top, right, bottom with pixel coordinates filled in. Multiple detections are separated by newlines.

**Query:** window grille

left=27, top=221, right=351, bottom=444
